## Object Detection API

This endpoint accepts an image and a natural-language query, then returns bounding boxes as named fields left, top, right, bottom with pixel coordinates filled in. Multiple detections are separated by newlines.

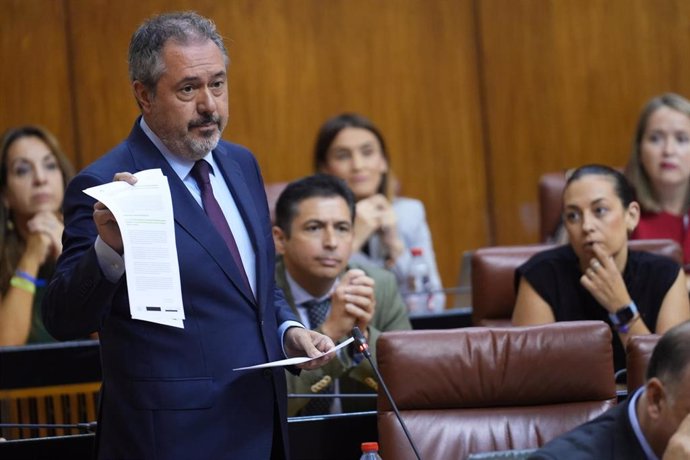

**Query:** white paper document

left=83, top=169, right=185, bottom=328
left=233, top=337, right=355, bottom=370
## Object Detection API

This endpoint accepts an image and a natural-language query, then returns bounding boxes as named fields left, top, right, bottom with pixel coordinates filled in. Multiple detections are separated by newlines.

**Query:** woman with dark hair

left=0, top=125, right=74, bottom=345
left=625, top=93, right=690, bottom=273
left=314, top=113, right=444, bottom=311
left=512, top=164, right=690, bottom=370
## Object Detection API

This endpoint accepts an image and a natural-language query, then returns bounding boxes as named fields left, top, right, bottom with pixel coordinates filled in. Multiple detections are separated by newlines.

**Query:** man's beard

left=161, top=114, right=225, bottom=161
left=183, top=129, right=221, bottom=160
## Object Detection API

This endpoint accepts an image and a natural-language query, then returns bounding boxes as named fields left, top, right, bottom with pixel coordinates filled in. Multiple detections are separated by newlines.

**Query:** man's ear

left=644, top=378, right=666, bottom=420
left=132, top=81, right=154, bottom=113
left=273, top=226, right=287, bottom=255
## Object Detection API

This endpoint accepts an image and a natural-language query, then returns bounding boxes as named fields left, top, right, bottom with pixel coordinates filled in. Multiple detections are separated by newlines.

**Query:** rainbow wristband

left=15, top=270, right=46, bottom=287
left=10, top=276, right=36, bottom=295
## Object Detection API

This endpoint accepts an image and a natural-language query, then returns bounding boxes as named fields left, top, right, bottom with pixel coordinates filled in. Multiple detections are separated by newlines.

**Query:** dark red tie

left=191, top=160, right=252, bottom=294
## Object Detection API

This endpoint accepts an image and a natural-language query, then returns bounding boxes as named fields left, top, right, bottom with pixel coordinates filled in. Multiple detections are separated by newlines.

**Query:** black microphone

left=351, top=326, right=422, bottom=460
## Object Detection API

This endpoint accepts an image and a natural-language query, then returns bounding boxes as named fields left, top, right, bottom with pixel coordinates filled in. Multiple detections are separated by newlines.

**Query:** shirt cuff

left=279, top=320, right=305, bottom=358
left=95, top=236, right=125, bottom=282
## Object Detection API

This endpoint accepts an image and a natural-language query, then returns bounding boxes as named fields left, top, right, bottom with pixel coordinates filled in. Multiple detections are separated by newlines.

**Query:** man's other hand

left=284, top=327, right=336, bottom=370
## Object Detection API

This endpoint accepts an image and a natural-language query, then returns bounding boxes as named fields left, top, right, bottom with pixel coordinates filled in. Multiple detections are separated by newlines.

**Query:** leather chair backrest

left=264, top=181, right=289, bottom=224
left=471, top=239, right=682, bottom=327
left=471, top=244, right=555, bottom=326
left=626, top=334, right=661, bottom=394
left=538, top=171, right=568, bottom=242
left=628, top=239, right=684, bottom=265
left=376, top=321, right=617, bottom=460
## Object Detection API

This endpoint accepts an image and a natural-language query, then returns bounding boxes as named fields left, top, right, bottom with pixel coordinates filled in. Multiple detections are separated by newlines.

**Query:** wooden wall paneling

left=478, top=0, right=690, bottom=245
left=65, top=0, right=152, bottom=169
left=65, top=0, right=489, bottom=292
left=0, top=0, right=76, bottom=164
left=219, top=0, right=490, bottom=289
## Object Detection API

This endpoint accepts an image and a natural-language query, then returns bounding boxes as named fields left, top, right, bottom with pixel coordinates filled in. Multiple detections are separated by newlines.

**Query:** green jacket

left=275, top=257, right=411, bottom=416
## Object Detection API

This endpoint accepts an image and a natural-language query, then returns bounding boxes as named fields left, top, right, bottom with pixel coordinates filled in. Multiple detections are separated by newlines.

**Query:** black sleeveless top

left=515, top=245, right=679, bottom=370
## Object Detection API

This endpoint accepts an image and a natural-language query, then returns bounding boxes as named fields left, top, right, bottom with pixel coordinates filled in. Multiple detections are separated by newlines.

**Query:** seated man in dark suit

left=530, top=320, right=690, bottom=459
left=272, top=174, right=411, bottom=416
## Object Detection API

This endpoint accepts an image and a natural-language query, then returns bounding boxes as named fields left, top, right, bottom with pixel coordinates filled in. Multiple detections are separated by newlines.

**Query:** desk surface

left=0, top=411, right=379, bottom=460
left=0, top=340, right=101, bottom=389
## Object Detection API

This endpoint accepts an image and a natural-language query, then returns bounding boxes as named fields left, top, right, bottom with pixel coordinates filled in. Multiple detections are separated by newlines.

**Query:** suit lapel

left=126, top=122, right=257, bottom=306
left=274, top=257, right=297, bottom=313
left=213, top=148, right=266, bottom=308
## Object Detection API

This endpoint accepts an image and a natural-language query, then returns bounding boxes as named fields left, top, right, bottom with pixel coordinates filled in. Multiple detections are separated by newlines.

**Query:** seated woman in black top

left=512, top=164, right=690, bottom=371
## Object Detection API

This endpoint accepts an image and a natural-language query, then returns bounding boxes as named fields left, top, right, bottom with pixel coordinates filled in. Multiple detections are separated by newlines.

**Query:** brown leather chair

left=264, top=181, right=288, bottom=224
left=626, top=334, right=661, bottom=394
left=471, top=239, right=683, bottom=327
left=376, top=321, right=617, bottom=460
left=538, top=171, right=568, bottom=242
left=471, top=244, right=554, bottom=327
left=632, top=238, right=684, bottom=264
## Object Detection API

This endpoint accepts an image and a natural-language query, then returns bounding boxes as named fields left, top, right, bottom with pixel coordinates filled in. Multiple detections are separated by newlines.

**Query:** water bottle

left=405, top=247, right=433, bottom=313
left=359, top=441, right=383, bottom=459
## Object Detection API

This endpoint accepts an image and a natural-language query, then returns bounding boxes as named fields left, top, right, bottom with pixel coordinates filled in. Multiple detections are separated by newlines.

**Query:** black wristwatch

left=608, top=301, right=639, bottom=333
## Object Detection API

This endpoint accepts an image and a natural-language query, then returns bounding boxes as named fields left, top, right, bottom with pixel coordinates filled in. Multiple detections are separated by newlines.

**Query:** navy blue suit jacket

left=43, top=120, right=298, bottom=459
left=529, top=396, right=647, bottom=460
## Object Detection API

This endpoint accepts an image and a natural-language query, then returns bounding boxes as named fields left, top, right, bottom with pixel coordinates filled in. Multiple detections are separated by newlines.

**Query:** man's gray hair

left=128, top=11, right=228, bottom=91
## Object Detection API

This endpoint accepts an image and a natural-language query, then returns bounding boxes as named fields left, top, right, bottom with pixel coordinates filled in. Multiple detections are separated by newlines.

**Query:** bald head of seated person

left=530, top=319, right=690, bottom=460
left=273, top=174, right=411, bottom=416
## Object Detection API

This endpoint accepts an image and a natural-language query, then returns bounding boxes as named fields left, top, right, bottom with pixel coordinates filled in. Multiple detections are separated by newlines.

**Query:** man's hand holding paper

left=92, top=172, right=138, bottom=254
left=84, top=169, right=184, bottom=328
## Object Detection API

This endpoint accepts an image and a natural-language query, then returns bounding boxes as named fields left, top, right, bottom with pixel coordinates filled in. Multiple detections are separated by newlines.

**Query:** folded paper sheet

left=83, top=169, right=185, bottom=328
left=233, top=337, right=355, bottom=370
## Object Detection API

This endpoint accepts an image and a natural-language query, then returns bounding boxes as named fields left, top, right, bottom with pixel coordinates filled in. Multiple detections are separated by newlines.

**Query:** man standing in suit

left=42, top=12, right=334, bottom=459
left=272, top=174, right=411, bottom=416
left=530, top=320, right=690, bottom=459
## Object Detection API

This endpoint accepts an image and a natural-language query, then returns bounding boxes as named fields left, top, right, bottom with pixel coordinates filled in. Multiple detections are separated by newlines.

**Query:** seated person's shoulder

left=627, top=250, right=682, bottom=294
left=349, top=262, right=396, bottom=285
left=515, top=245, right=579, bottom=292
left=530, top=408, right=620, bottom=459
left=392, top=196, right=425, bottom=218
left=520, top=245, right=576, bottom=272
left=629, top=248, right=681, bottom=272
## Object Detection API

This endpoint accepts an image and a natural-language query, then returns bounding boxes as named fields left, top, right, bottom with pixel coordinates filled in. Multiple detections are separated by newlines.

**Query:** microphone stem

left=363, top=352, right=423, bottom=460
left=352, top=326, right=422, bottom=460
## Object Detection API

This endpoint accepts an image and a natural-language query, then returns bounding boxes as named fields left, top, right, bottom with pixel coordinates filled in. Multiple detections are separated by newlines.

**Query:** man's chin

left=185, top=135, right=220, bottom=158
